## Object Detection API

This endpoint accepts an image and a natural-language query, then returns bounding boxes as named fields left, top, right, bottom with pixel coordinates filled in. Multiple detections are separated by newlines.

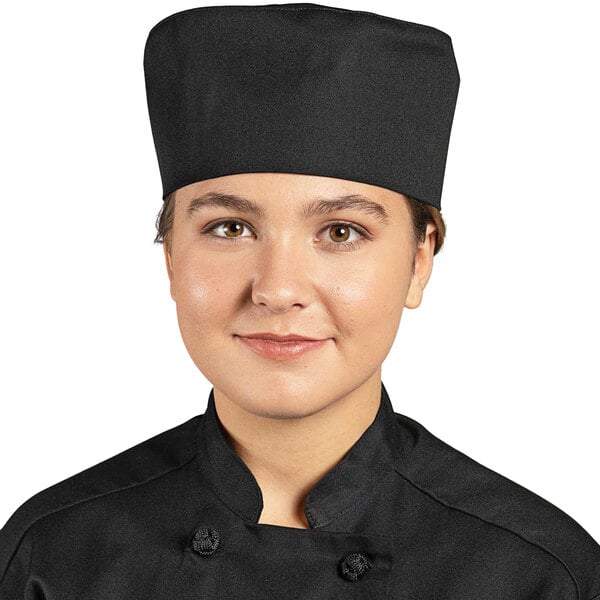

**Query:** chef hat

left=143, top=3, right=460, bottom=209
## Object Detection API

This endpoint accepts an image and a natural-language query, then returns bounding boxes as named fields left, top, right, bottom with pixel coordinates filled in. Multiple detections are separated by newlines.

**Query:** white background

left=1, top=1, right=598, bottom=543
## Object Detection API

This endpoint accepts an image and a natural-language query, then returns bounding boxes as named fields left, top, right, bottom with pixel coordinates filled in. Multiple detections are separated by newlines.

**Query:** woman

left=1, top=3, right=598, bottom=599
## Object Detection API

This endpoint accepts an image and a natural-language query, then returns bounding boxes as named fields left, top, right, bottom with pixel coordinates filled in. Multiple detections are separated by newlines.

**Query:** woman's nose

left=250, top=239, right=313, bottom=313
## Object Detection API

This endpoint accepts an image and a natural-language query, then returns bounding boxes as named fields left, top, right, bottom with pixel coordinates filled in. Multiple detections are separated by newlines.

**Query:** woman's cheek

left=330, top=261, right=407, bottom=338
left=174, top=260, right=229, bottom=337
left=332, top=258, right=405, bottom=307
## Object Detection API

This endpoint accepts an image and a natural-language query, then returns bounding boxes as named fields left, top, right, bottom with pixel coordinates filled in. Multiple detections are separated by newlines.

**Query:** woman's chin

left=213, top=380, right=340, bottom=421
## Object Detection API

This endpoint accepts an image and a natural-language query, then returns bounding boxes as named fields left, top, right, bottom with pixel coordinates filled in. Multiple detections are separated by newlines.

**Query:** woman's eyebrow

left=186, top=192, right=389, bottom=224
left=186, top=192, right=265, bottom=218
left=303, top=195, right=389, bottom=224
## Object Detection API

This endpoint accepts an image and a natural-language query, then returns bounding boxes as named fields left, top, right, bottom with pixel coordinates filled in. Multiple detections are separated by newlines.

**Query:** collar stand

left=195, top=382, right=402, bottom=529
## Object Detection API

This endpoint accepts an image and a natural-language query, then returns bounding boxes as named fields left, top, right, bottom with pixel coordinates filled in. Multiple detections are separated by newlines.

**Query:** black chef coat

left=1, top=382, right=599, bottom=599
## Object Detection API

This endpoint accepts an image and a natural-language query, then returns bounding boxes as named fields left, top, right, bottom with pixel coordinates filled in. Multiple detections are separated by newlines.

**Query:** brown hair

left=154, top=190, right=446, bottom=255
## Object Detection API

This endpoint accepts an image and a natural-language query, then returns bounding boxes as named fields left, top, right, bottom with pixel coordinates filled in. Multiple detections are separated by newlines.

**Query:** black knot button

left=339, top=552, right=372, bottom=581
left=191, top=527, right=220, bottom=556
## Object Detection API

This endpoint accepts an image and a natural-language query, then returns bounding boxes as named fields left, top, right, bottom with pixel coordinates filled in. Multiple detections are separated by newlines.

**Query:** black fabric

left=143, top=3, right=460, bottom=209
left=1, top=382, right=599, bottom=599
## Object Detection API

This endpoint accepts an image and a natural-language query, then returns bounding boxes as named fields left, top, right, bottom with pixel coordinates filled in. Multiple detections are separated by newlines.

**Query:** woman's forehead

left=175, top=173, right=408, bottom=216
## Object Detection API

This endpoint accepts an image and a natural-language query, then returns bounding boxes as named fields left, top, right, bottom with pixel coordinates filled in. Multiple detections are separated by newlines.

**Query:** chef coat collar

left=195, top=382, right=404, bottom=529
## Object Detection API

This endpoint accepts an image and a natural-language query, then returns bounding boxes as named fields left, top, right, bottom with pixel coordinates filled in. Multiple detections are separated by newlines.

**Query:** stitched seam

left=26, top=524, right=32, bottom=590
left=393, top=466, right=582, bottom=599
left=37, top=454, right=196, bottom=521
left=0, top=455, right=196, bottom=584
left=145, top=5, right=451, bottom=43
left=0, top=523, right=34, bottom=588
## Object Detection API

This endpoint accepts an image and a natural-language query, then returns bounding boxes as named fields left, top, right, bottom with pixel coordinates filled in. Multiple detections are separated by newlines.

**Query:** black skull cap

left=143, top=3, right=460, bottom=209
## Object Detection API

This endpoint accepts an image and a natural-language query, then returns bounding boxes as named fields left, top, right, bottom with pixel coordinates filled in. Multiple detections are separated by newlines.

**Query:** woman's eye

left=321, top=223, right=368, bottom=250
left=206, top=220, right=253, bottom=238
left=327, top=224, right=360, bottom=243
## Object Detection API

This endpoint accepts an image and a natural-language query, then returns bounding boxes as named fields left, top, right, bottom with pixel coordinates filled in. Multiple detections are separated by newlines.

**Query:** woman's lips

left=236, top=335, right=330, bottom=361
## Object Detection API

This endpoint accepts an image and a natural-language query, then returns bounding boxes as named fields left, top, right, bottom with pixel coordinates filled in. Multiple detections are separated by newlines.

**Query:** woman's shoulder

left=0, top=414, right=202, bottom=583
left=393, top=411, right=600, bottom=598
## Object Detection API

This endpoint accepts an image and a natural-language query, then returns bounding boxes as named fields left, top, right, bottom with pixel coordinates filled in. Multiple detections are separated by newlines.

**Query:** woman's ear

left=405, top=222, right=437, bottom=309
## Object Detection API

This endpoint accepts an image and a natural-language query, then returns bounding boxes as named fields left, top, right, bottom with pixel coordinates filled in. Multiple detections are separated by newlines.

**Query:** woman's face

left=165, top=172, right=435, bottom=419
